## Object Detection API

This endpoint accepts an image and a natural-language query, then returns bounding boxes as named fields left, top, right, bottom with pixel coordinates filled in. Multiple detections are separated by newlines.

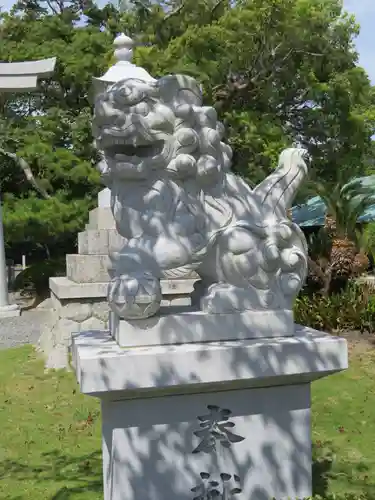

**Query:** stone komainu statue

left=93, top=73, right=308, bottom=320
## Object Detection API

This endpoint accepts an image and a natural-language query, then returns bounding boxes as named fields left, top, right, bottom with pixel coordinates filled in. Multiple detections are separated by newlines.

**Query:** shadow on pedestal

left=72, top=322, right=347, bottom=500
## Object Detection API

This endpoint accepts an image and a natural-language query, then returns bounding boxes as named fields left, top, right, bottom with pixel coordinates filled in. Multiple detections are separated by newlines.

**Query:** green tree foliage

left=128, top=0, right=375, bottom=184
left=0, top=0, right=120, bottom=259
left=0, top=0, right=374, bottom=260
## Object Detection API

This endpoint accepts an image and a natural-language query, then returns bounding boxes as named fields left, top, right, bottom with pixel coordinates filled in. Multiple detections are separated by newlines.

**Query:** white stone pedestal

left=72, top=325, right=347, bottom=500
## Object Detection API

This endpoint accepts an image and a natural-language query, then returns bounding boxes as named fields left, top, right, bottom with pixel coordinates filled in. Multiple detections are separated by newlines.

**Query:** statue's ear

left=157, top=75, right=202, bottom=106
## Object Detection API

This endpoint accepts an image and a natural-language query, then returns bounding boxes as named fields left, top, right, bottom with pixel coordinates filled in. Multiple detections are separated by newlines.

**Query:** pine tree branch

left=163, top=0, right=226, bottom=22
left=0, top=148, right=51, bottom=199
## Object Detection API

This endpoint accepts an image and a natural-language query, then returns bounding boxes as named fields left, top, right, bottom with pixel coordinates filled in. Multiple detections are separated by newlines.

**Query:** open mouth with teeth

left=105, top=141, right=165, bottom=159
left=104, top=140, right=165, bottom=160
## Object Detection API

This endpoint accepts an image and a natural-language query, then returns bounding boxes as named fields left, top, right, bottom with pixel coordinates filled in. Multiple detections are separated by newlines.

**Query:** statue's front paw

left=108, top=272, right=162, bottom=320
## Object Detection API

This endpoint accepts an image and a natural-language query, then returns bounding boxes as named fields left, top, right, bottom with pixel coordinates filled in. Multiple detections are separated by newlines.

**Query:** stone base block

left=72, top=326, right=347, bottom=500
left=72, top=326, right=347, bottom=395
left=49, top=276, right=197, bottom=300
left=98, top=187, right=111, bottom=208
left=112, top=308, right=294, bottom=347
left=50, top=276, right=108, bottom=299
left=38, top=291, right=110, bottom=369
left=66, top=254, right=201, bottom=285
left=66, top=254, right=110, bottom=283
left=78, top=229, right=126, bottom=255
left=159, top=277, right=197, bottom=298
left=43, top=277, right=199, bottom=369
left=101, top=384, right=311, bottom=500
left=87, top=207, right=116, bottom=230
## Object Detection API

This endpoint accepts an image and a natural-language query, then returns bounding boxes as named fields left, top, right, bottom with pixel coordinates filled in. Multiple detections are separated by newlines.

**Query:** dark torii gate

left=0, top=56, right=56, bottom=317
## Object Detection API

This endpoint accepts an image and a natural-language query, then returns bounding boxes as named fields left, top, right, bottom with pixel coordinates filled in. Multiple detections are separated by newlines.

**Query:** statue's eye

left=133, top=102, right=149, bottom=116
left=115, top=85, right=143, bottom=105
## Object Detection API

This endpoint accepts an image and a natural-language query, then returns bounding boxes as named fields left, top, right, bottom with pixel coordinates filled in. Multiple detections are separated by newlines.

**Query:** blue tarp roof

left=291, top=175, right=375, bottom=227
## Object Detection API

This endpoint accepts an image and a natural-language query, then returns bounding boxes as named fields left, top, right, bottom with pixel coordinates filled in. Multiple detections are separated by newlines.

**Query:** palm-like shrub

left=305, top=177, right=375, bottom=294
left=315, top=177, right=375, bottom=240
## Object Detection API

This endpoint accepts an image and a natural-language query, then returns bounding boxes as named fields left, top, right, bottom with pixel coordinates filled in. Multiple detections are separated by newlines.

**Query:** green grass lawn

left=0, top=343, right=374, bottom=499
left=312, top=342, right=375, bottom=499
left=0, top=346, right=101, bottom=500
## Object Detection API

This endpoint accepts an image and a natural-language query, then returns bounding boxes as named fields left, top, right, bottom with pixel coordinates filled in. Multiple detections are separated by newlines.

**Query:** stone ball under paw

left=108, top=273, right=162, bottom=320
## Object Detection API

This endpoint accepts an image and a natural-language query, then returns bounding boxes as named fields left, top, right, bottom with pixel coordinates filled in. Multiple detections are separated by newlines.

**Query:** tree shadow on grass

left=2, top=445, right=330, bottom=499
left=0, top=449, right=103, bottom=499
left=1, top=442, right=373, bottom=499
left=312, top=442, right=333, bottom=497
left=312, top=441, right=375, bottom=500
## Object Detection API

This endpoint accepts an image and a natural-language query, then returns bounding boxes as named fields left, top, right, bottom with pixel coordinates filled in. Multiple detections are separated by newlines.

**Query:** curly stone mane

left=162, top=101, right=234, bottom=186
left=93, top=75, right=233, bottom=189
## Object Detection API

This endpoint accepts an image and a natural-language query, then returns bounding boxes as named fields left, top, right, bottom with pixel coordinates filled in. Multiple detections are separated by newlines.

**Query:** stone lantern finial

left=113, top=33, right=134, bottom=63
left=93, top=33, right=155, bottom=92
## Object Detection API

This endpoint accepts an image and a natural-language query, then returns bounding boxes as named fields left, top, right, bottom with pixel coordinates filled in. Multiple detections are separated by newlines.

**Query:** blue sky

left=344, top=0, right=375, bottom=82
left=1, top=0, right=374, bottom=82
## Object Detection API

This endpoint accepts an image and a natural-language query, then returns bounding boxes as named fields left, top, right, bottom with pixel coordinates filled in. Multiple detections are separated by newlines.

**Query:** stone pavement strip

left=0, top=309, right=54, bottom=349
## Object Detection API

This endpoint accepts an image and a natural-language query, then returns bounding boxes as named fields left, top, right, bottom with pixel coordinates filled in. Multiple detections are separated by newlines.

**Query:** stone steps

left=78, top=229, right=127, bottom=255
left=66, top=254, right=111, bottom=283
left=87, top=207, right=116, bottom=230
left=50, top=276, right=197, bottom=299
left=44, top=188, right=199, bottom=369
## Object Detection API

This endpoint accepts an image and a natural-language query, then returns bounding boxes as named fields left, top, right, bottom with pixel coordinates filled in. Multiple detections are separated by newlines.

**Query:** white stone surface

left=0, top=58, right=56, bottom=91
left=57, top=318, right=79, bottom=344
left=81, top=315, right=106, bottom=332
left=98, top=188, right=111, bottom=207
left=50, top=276, right=197, bottom=299
left=0, top=75, right=39, bottom=91
left=92, top=301, right=110, bottom=321
left=50, top=276, right=108, bottom=299
left=108, top=231, right=127, bottom=253
left=112, top=308, right=294, bottom=347
left=78, top=229, right=126, bottom=255
left=169, top=297, right=191, bottom=306
left=78, top=230, right=109, bottom=255
left=36, top=297, right=53, bottom=310
left=109, top=272, right=162, bottom=320
left=60, top=301, right=92, bottom=322
left=72, top=325, right=347, bottom=500
left=0, top=304, right=21, bottom=317
left=0, top=57, right=56, bottom=77
left=72, top=326, right=348, bottom=396
left=0, top=183, right=19, bottom=314
left=43, top=274, right=196, bottom=368
left=160, top=278, right=196, bottom=295
left=88, top=207, right=116, bottom=230
left=38, top=291, right=110, bottom=369
left=101, top=384, right=311, bottom=500
left=66, top=254, right=111, bottom=283
left=93, top=34, right=156, bottom=94
left=44, top=343, right=69, bottom=371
